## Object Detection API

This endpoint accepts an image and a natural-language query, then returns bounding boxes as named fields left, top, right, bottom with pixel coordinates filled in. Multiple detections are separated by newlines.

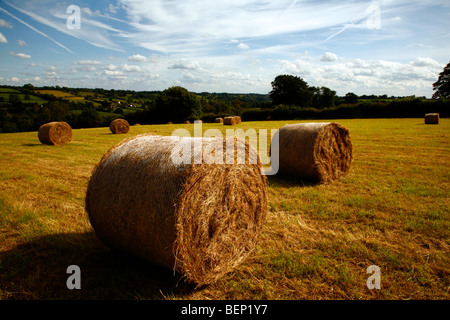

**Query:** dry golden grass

left=0, top=119, right=449, bottom=300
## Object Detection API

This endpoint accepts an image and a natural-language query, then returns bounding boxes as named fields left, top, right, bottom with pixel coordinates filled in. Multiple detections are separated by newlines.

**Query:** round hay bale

left=425, top=113, right=439, bottom=124
left=110, top=119, right=130, bottom=134
left=235, top=116, right=241, bottom=124
left=38, top=121, right=72, bottom=146
left=85, top=134, right=268, bottom=286
left=184, top=120, right=190, bottom=124
left=167, top=121, right=173, bottom=125
left=134, top=123, right=141, bottom=126
left=276, top=122, right=352, bottom=184
left=223, top=116, right=236, bottom=126
left=215, top=118, right=223, bottom=123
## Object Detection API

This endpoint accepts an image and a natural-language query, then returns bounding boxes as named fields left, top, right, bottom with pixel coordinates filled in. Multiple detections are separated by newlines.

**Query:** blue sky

left=0, top=0, right=449, bottom=97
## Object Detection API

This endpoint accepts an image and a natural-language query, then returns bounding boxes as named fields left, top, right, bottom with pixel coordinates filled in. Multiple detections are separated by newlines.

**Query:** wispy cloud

left=17, top=39, right=28, bottom=46
left=0, top=5, right=73, bottom=53
left=120, top=0, right=370, bottom=56
left=0, top=32, right=7, bottom=43
left=3, top=0, right=125, bottom=52
left=9, top=51, right=31, bottom=59
left=0, top=18, right=13, bottom=28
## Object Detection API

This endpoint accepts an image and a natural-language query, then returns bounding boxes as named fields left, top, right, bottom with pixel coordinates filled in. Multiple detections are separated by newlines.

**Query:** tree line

left=1, top=61, right=448, bottom=133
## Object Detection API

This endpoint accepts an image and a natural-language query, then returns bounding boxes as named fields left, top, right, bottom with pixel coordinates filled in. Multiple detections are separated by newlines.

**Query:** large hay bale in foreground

left=85, top=134, right=268, bottom=286
left=425, top=113, right=439, bottom=124
left=223, top=116, right=236, bottom=125
left=38, top=121, right=72, bottom=146
left=215, top=118, right=223, bottom=123
left=276, top=122, right=352, bottom=184
left=235, top=116, right=241, bottom=124
left=110, top=119, right=130, bottom=134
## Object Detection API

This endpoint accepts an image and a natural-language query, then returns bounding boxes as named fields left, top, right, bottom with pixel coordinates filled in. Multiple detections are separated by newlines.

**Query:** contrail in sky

left=0, top=5, right=73, bottom=53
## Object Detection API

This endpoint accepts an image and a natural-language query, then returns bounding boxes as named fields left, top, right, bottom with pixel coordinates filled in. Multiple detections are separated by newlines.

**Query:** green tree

left=47, top=101, right=69, bottom=121
left=432, top=61, right=450, bottom=99
left=344, top=92, right=359, bottom=104
left=78, top=102, right=100, bottom=127
left=155, top=86, right=203, bottom=123
left=269, top=75, right=313, bottom=108
left=311, top=86, right=336, bottom=109
left=9, top=94, right=21, bottom=104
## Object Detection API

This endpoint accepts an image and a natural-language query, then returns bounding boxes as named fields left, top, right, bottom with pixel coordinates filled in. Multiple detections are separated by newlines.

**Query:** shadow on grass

left=0, top=232, right=195, bottom=300
left=21, top=143, right=43, bottom=147
left=267, top=174, right=317, bottom=188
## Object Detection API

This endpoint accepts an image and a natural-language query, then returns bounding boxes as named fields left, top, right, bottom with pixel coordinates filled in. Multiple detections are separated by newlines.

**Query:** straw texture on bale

left=85, top=134, right=268, bottom=286
left=235, top=116, right=242, bottom=124
left=38, top=121, right=72, bottom=145
left=215, top=118, right=223, bottom=123
left=425, top=113, right=439, bottom=124
left=223, top=116, right=236, bottom=125
left=276, top=122, right=352, bottom=184
left=110, top=119, right=130, bottom=134
left=184, top=120, right=190, bottom=124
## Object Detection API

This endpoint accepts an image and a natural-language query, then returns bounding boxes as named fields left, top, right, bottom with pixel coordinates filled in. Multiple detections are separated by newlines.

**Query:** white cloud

left=17, top=39, right=28, bottom=46
left=237, top=43, right=250, bottom=50
left=128, top=54, right=147, bottom=62
left=278, top=56, right=441, bottom=97
left=121, top=64, right=141, bottom=72
left=44, top=71, right=58, bottom=77
left=109, top=4, right=117, bottom=13
left=0, top=18, right=13, bottom=28
left=77, top=60, right=101, bottom=65
left=81, top=7, right=93, bottom=15
left=9, top=51, right=31, bottom=59
left=34, top=76, right=41, bottom=81
left=410, top=57, right=440, bottom=68
left=0, top=32, right=7, bottom=43
left=10, top=77, right=20, bottom=82
left=321, top=52, right=338, bottom=62
left=105, top=64, right=118, bottom=70
left=105, top=70, right=123, bottom=76
left=168, top=60, right=201, bottom=70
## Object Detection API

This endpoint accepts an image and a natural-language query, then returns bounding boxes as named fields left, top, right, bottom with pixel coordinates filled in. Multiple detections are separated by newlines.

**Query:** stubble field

left=0, top=118, right=448, bottom=300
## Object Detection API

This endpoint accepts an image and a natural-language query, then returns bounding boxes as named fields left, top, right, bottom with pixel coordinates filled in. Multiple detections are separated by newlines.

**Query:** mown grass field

left=0, top=118, right=448, bottom=300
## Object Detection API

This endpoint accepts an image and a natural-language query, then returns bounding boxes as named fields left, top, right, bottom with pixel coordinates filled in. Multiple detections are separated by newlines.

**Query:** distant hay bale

left=134, top=123, right=141, bottom=126
left=110, top=119, right=130, bottom=134
left=85, top=134, right=268, bottom=287
left=167, top=122, right=173, bottom=125
left=215, top=118, right=223, bottom=123
left=235, top=116, right=241, bottom=124
left=425, top=113, right=439, bottom=124
left=223, top=116, right=236, bottom=125
left=184, top=120, right=190, bottom=124
left=38, top=121, right=72, bottom=146
left=276, top=122, right=353, bottom=184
